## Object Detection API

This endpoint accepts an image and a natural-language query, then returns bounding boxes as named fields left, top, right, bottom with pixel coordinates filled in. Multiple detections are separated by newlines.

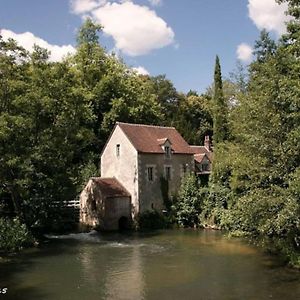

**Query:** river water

left=1, top=229, right=299, bottom=300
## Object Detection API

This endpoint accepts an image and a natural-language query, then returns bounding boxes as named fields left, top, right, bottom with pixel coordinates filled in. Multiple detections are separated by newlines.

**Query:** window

left=165, top=146, right=171, bottom=158
left=202, top=163, right=209, bottom=171
left=116, top=144, right=120, bottom=157
left=165, top=166, right=171, bottom=180
left=147, top=167, right=154, bottom=182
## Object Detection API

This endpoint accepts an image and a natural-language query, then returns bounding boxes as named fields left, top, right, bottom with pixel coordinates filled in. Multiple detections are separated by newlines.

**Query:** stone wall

left=80, top=179, right=131, bottom=230
left=101, top=125, right=139, bottom=215
left=104, top=197, right=132, bottom=230
left=138, top=153, right=194, bottom=212
left=80, top=179, right=105, bottom=228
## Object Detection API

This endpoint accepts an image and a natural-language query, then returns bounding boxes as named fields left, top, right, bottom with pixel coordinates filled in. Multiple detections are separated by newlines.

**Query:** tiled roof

left=91, top=177, right=131, bottom=198
left=194, top=153, right=206, bottom=163
left=190, top=145, right=213, bottom=162
left=117, top=122, right=193, bottom=154
left=190, top=145, right=210, bottom=154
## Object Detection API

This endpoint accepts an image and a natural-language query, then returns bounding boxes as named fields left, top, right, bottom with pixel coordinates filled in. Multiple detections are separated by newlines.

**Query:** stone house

left=80, top=178, right=131, bottom=230
left=80, top=122, right=212, bottom=230
left=190, top=136, right=213, bottom=184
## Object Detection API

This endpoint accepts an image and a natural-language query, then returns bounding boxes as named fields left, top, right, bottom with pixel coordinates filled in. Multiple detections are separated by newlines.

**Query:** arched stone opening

left=118, top=216, right=130, bottom=230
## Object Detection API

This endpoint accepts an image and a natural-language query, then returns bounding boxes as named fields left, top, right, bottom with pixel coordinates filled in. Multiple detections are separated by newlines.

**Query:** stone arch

left=118, top=216, right=130, bottom=230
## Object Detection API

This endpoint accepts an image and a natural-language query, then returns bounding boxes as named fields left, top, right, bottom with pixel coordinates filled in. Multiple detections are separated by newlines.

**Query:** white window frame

left=116, top=144, right=120, bottom=157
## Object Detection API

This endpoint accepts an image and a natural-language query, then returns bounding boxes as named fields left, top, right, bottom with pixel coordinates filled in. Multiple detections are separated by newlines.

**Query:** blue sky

left=0, top=0, right=289, bottom=93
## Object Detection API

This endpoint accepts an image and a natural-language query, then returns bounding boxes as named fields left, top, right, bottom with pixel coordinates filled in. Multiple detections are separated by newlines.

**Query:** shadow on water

left=0, top=238, right=80, bottom=300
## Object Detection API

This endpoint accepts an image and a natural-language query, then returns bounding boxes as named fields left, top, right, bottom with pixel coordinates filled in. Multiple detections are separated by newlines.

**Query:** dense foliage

left=201, top=0, right=300, bottom=266
left=137, top=210, right=169, bottom=230
left=0, top=19, right=212, bottom=251
left=171, top=0, right=300, bottom=266
left=0, top=217, right=34, bottom=252
left=172, top=173, right=204, bottom=227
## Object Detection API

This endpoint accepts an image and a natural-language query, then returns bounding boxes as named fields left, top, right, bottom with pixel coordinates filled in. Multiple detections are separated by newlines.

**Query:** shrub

left=172, top=173, right=204, bottom=227
left=138, top=210, right=169, bottom=230
left=0, top=217, right=34, bottom=253
left=221, top=188, right=300, bottom=237
left=200, top=183, right=232, bottom=228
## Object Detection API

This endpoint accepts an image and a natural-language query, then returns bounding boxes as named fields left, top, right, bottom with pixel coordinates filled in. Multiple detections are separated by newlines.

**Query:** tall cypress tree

left=213, top=55, right=228, bottom=144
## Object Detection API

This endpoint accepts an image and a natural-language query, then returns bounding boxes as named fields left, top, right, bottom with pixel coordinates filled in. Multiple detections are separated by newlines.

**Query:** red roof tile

left=194, top=153, right=206, bottom=163
left=190, top=145, right=210, bottom=154
left=117, top=122, right=193, bottom=154
left=190, top=145, right=213, bottom=162
left=91, top=177, right=130, bottom=198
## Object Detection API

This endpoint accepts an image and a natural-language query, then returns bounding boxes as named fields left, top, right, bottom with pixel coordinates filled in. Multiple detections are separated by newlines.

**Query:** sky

left=0, top=0, right=290, bottom=93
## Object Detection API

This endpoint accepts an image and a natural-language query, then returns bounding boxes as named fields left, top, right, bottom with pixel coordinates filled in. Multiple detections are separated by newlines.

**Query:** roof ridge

left=117, top=121, right=175, bottom=129
left=190, top=145, right=206, bottom=148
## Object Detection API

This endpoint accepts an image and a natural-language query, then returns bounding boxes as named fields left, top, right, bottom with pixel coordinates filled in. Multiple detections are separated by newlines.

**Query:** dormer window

left=165, top=146, right=171, bottom=158
left=116, top=144, right=120, bottom=157
left=157, top=137, right=172, bottom=158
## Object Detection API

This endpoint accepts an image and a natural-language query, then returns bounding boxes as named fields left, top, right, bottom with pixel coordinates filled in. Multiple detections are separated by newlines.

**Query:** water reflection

left=104, top=246, right=145, bottom=300
left=1, top=230, right=300, bottom=300
left=79, top=237, right=145, bottom=300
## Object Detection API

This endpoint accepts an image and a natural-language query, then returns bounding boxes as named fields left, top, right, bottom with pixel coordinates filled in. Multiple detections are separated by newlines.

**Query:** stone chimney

left=204, top=135, right=211, bottom=150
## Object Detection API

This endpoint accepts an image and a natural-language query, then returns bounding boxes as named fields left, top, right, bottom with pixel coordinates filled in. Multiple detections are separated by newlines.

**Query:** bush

left=222, top=188, right=300, bottom=238
left=138, top=210, right=169, bottom=230
left=172, top=173, right=204, bottom=227
left=0, top=217, right=34, bottom=253
left=200, top=183, right=232, bottom=228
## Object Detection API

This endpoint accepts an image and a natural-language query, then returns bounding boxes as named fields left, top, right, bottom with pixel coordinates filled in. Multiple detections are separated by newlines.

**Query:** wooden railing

left=51, top=197, right=80, bottom=223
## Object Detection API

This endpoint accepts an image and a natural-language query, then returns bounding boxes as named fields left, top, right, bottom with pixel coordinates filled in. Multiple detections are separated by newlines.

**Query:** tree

left=76, top=18, right=103, bottom=46
left=0, top=36, right=94, bottom=230
left=253, top=29, right=277, bottom=62
left=229, top=60, right=248, bottom=95
left=72, top=19, right=165, bottom=156
left=211, top=0, right=300, bottom=265
left=212, top=56, right=228, bottom=144
left=173, top=173, right=203, bottom=227
left=172, top=93, right=212, bottom=145
left=143, top=74, right=179, bottom=125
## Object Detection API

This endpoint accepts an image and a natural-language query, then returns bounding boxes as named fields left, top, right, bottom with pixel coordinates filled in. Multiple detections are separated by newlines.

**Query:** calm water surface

left=1, top=229, right=300, bottom=300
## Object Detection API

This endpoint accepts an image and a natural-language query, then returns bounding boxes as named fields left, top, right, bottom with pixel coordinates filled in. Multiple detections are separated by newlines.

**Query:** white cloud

left=70, top=0, right=106, bottom=14
left=0, top=29, right=76, bottom=62
left=237, top=43, right=253, bottom=63
left=71, top=0, right=174, bottom=56
left=92, top=2, right=174, bottom=56
left=132, top=66, right=149, bottom=75
left=148, top=0, right=162, bottom=6
left=248, top=0, right=290, bottom=35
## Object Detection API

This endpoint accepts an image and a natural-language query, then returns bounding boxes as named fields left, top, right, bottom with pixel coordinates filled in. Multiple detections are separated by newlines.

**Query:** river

left=1, top=229, right=299, bottom=300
